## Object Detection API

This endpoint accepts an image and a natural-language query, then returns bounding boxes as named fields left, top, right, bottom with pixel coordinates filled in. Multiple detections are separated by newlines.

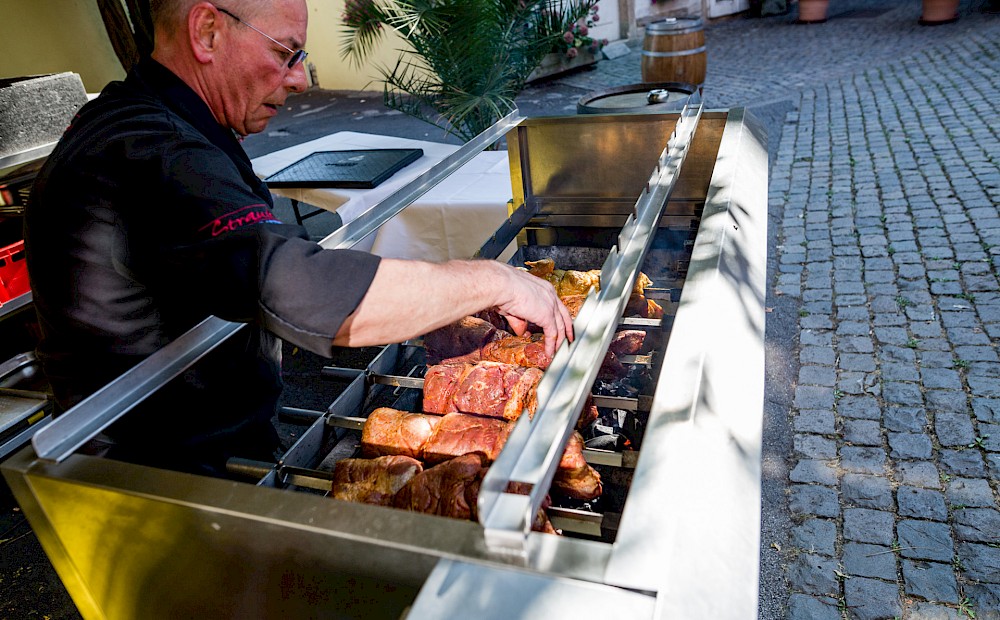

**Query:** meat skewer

left=359, top=408, right=602, bottom=501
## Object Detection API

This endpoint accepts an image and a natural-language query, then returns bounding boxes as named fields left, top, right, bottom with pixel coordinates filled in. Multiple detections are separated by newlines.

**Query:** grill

left=2, top=102, right=768, bottom=619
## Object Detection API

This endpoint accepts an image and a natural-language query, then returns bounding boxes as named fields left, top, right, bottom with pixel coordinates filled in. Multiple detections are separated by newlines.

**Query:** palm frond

left=341, top=0, right=596, bottom=140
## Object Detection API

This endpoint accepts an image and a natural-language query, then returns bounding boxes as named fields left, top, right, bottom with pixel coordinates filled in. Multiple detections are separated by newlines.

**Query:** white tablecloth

left=251, top=132, right=514, bottom=261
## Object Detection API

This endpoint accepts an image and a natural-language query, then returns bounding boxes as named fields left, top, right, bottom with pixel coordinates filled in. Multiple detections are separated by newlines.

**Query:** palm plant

left=341, top=0, right=594, bottom=143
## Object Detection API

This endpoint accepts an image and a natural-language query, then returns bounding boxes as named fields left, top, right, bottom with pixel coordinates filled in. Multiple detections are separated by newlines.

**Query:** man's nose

left=286, top=62, right=308, bottom=93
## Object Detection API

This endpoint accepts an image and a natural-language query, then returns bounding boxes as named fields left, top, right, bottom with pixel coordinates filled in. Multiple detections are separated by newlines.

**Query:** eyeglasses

left=216, top=6, right=308, bottom=69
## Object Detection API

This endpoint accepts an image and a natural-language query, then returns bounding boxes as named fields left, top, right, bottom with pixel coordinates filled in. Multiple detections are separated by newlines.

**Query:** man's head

left=151, top=0, right=309, bottom=136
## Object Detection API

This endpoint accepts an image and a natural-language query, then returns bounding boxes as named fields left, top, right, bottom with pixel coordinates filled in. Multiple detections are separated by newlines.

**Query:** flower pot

left=528, top=50, right=599, bottom=83
left=920, top=0, right=959, bottom=24
left=797, top=0, right=829, bottom=23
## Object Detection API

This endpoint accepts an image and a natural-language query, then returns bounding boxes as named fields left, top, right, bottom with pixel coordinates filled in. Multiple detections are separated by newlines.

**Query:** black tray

left=264, top=148, right=424, bottom=189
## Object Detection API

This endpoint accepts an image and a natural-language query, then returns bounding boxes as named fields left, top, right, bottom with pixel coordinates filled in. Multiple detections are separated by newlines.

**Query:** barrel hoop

left=646, top=24, right=704, bottom=35
left=641, top=46, right=707, bottom=58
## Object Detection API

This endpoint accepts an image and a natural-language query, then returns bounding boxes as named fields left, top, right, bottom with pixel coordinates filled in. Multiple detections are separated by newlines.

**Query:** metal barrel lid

left=577, top=82, right=696, bottom=115
left=645, top=17, right=704, bottom=34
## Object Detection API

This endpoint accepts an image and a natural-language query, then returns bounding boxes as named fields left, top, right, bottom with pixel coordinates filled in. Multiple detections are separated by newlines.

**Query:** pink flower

left=566, top=47, right=579, bottom=59
left=563, top=31, right=575, bottom=44
left=592, top=12, right=600, bottom=21
left=578, top=24, right=589, bottom=36
left=601, top=38, right=608, bottom=45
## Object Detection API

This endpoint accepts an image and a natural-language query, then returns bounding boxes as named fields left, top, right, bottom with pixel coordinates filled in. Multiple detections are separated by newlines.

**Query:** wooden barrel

left=641, top=17, right=706, bottom=86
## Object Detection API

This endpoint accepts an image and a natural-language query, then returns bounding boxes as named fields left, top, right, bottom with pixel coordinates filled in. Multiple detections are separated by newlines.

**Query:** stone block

left=843, top=508, right=895, bottom=545
left=843, top=542, right=897, bottom=580
left=897, top=486, right=948, bottom=521
left=0, top=73, right=88, bottom=160
left=901, top=560, right=959, bottom=604
left=897, top=520, right=955, bottom=562
left=844, top=577, right=901, bottom=620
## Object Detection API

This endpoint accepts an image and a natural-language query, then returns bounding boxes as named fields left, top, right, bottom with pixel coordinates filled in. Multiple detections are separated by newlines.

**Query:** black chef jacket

left=26, top=58, right=381, bottom=475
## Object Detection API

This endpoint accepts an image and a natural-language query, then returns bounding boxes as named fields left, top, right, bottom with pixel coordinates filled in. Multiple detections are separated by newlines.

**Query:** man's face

left=215, top=0, right=309, bottom=136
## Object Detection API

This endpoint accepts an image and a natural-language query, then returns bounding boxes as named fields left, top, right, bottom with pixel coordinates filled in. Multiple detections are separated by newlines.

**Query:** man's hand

left=492, top=264, right=574, bottom=358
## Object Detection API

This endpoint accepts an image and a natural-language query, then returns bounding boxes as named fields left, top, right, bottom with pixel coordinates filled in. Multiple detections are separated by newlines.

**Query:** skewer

left=226, top=457, right=617, bottom=537
left=319, top=368, right=653, bottom=412
left=277, top=407, right=639, bottom=469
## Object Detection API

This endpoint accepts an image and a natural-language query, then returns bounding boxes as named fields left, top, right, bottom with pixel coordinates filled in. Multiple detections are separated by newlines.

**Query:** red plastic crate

left=0, top=240, right=29, bottom=303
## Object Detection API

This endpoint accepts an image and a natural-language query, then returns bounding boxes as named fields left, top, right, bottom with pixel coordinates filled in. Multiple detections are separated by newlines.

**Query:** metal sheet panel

left=602, top=108, right=769, bottom=619
left=408, top=559, right=658, bottom=619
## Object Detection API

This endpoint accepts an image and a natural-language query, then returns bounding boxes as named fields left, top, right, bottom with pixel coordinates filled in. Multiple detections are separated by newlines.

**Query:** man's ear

left=188, top=3, right=221, bottom=64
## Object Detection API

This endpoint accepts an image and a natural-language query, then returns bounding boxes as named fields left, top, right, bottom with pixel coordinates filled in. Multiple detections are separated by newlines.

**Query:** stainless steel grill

left=3, top=102, right=768, bottom=620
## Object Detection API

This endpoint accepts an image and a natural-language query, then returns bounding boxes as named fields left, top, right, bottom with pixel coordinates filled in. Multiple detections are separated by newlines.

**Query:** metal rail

left=477, top=93, right=704, bottom=556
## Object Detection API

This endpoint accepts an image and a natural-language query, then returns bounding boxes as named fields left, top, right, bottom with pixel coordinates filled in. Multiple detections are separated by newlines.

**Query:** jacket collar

left=127, top=58, right=253, bottom=171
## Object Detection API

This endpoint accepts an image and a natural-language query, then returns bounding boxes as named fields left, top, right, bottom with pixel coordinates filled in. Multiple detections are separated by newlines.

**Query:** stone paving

left=773, top=27, right=1000, bottom=620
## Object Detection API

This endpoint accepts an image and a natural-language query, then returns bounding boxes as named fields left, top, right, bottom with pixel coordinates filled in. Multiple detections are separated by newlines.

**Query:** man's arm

left=334, top=259, right=574, bottom=356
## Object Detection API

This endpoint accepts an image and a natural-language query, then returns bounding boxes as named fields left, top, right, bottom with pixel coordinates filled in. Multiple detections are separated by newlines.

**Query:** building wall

left=0, top=0, right=409, bottom=93
left=0, top=0, right=124, bottom=93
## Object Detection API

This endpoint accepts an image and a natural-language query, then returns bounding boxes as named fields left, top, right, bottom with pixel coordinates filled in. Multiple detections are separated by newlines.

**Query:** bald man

left=25, top=0, right=571, bottom=475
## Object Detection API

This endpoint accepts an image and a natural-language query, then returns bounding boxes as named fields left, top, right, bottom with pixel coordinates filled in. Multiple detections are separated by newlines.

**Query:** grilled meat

left=392, top=453, right=487, bottom=520
left=358, top=408, right=602, bottom=500
left=423, top=361, right=543, bottom=421
left=526, top=260, right=663, bottom=319
left=332, top=455, right=423, bottom=506
left=422, top=412, right=512, bottom=465
left=553, top=431, right=603, bottom=501
left=609, top=330, right=649, bottom=356
left=361, top=407, right=441, bottom=459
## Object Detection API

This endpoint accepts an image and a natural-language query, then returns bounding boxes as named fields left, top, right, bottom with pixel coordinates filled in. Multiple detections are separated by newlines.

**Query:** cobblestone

left=897, top=486, right=948, bottom=522
left=946, top=478, right=997, bottom=509
left=893, top=461, right=941, bottom=489
left=897, top=520, right=955, bottom=563
left=789, top=484, right=841, bottom=519
left=842, top=542, right=897, bottom=580
left=843, top=509, right=894, bottom=546
left=901, top=560, right=960, bottom=605
left=786, top=553, right=839, bottom=597
left=791, top=518, right=837, bottom=556
left=843, top=577, right=901, bottom=620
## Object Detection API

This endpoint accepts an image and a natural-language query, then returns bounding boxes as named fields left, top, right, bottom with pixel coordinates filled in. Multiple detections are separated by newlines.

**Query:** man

left=25, top=0, right=572, bottom=475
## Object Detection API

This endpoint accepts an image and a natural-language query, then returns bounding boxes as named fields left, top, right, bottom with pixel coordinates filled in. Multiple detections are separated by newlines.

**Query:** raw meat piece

left=423, top=361, right=543, bottom=421
left=473, top=308, right=510, bottom=332
left=361, top=407, right=441, bottom=459
left=552, top=431, right=603, bottom=500
left=331, top=455, right=423, bottom=506
left=392, top=453, right=487, bottom=520
left=424, top=316, right=511, bottom=364
left=422, top=413, right=512, bottom=465
left=439, top=333, right=551, bottom=369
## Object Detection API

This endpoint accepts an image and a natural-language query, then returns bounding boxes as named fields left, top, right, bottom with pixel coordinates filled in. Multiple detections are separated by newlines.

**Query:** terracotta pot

left=797, top=0, right=829, bottom=22
left=920, top=0, right=959, bottom=24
